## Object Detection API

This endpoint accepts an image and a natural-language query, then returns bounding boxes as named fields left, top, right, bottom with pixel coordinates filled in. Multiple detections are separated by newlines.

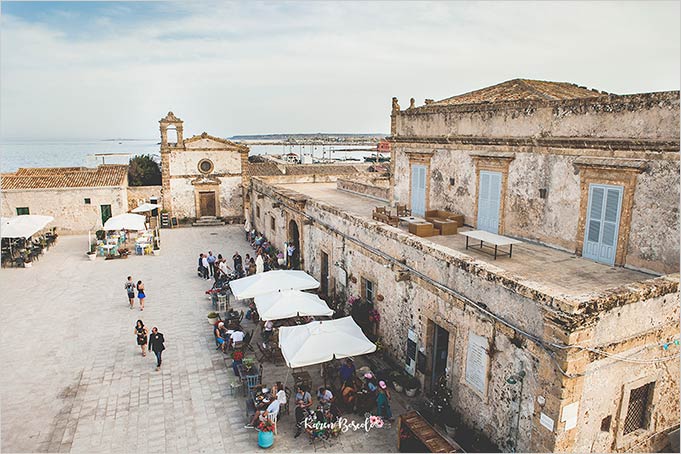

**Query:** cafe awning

left=229, top=270, right=320, bottom=299
left=1, top=215, right=54, bottom=239
left=254, top=289, right=333, bottom=321
left=131, top=203, right=160, bottom=213
left=103, top=213, right=147, bottom=231
left=279, top=316, right=376, bottom=368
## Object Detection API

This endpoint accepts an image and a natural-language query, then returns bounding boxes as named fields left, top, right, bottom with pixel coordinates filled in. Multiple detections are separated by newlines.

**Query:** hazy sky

left=1, top=1, right=679, bottom=140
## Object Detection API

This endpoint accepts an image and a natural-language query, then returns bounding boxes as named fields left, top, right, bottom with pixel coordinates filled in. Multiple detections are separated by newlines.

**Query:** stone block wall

left=127, top=185, right=162, bottom=211
left=337, top=178, right=390, bottom=202
left=1, top=186, right=128, bottom=234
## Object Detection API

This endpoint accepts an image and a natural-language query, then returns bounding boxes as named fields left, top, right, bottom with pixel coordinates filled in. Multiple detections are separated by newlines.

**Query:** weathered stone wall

left=126, top=186, right=162, bottom=211
left=395, top=92, right=680, bottom=141
left=168, top=179, right=195, bottom=219
left=219, top=176, right=245, bottom=219
left=1, top=186, right=128, bottom=234
left=168, top=149, right=242, bottom=176
left=337, top=178, right=390, bottom=201
left=392, top=143, right=680, bottom=274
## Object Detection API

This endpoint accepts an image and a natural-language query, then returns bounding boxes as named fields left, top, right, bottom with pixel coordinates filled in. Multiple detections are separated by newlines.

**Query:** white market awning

left=1, top=215, right=54, bottom=239
left=229, top=270, right=320, bottom=300
left=103, top=213, right=147, bottom=231
left=279, top=316, right=376, bottom=368
left=131, top=203, right=160, bottom=213
left=254, top=289, right=333, bottom=321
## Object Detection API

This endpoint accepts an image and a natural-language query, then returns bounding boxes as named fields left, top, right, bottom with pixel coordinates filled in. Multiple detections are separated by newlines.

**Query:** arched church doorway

left=288, top=219, right=300, bottom=269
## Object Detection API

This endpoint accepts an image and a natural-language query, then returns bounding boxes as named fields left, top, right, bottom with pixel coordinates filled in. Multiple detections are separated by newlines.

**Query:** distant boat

left=118, top=142, right=122, bottom=144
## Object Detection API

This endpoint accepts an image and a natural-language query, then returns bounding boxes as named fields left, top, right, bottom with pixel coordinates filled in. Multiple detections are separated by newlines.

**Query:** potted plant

left=442, top=406, right=458, bottom=437
left=207, top=312, right=219, bottom=325
left=243, top=358, right=255, bottom=374
left=95, top=230, right=106, bottom=241
left=152, top=242, right=160, bottom=256
left=404, top=376, right=420, bottom=397
left=86, top=243, right=97, bottom=261
left=389, top=371, right=405, bottom=393
left=276, top=252, right=285, bottom=266
left=257, top=418, right=275, bottom=448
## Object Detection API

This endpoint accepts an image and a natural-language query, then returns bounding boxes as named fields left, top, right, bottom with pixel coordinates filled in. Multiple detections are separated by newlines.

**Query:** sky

left=1, top=1, right=679, bottom=140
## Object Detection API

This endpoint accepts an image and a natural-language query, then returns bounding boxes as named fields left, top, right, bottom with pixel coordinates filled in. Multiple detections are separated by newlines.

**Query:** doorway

left=431, top=323, right=450, bottom=390
left=477, top=170, right=502, bottom=234
left=199, top=191, right=216, bottom=217
left=100, top=204, right=112, bottom=226
left=288, top=219, right=300, bottom=269
left=582, top=183, right=623, bottom=266
left=411, top=164, right=427, bottom=216
left=321, top=251, right=329, bottom=295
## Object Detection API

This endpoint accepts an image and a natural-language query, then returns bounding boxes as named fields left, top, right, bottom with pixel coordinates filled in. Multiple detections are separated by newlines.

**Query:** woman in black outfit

left=148, top=327, right=165, bottom=371
left=134, top=320, right=148, bottom=356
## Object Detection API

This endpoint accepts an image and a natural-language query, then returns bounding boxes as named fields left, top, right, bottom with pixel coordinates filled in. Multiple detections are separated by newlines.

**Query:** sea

left=0, top=140, right=384, bottom=173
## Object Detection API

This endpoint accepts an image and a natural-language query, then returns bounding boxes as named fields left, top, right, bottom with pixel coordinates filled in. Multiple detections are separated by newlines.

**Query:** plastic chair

left=244, top=374, right=260, bottom=397
left=267, top=410, right=278, bottom=435
left=217, top=295, right=228, bottom=312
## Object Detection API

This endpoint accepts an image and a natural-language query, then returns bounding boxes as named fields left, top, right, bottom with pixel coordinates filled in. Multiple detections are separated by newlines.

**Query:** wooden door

left=477, top=171, right=502, bottom=234
left=199, top=192, right=216, bottom=217
left=320, top=251, right=329, bottom=295
left=583, top=184, right=622, bottom=266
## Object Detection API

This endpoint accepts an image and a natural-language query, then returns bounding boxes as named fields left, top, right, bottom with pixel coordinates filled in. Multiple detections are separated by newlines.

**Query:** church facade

left=158, top=112, right=249, bottom=222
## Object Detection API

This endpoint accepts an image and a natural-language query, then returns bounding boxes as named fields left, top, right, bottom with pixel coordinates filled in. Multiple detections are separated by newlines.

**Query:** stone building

left=248, top=79, right=680, bottom=452
left=158, top=112, right=249, bottom=223
left=0, top=165, right=129, bottom=233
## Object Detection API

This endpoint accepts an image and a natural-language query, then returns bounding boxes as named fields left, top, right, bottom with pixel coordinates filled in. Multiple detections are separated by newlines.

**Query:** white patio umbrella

left=131, top=203, right=160, bottom=213
left=103, top=213, right=146, bottom=231
left=1, top=215, right=54, bottom=239
left=254, top=290, right=333, bottom=321
left=279, top=316, right=376, bottom=368
left=229, top=270, right=320, bottom=299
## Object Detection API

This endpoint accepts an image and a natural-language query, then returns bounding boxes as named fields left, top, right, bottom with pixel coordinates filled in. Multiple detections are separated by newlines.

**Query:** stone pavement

left=0, top=226, right=404, bottom=453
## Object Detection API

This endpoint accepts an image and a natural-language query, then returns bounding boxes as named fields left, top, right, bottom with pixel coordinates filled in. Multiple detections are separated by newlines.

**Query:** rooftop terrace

left=276, top=182, right=655, bottom=301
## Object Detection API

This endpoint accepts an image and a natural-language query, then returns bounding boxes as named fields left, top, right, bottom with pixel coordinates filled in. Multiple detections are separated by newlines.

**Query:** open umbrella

left=279, top=316, right=376, bottom=368
left=131, top=203, right=160, bottom=213
left=254, top=290, right=333, bottom=321
left=1, top=215, right=54, bottom=239
left=103, top=213, right=146, bottom=231
left=229, top=270, right=319, bottom=299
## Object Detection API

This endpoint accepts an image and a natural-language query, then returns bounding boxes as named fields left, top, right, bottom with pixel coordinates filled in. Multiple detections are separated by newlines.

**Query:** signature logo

left=304, top=415, right=386, bottom=432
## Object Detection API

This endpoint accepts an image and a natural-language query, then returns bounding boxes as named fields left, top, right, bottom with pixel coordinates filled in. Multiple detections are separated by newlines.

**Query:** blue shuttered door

left=411, top=165, right=427, bottom=216
left=477, top=171, right=502, bottom=234
left=582, top=184, right=623, bottom=266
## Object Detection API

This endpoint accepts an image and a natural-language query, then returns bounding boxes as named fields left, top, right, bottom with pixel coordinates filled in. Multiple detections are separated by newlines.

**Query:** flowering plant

left=347, top=295, right=360, bottom=307
left=231, top=350, right=244, bottom=361
left=368, top=309, right=380, bottom=323
left=277, top=252, right=284, bottom=259
left=257, top=419, right=276, bottom=432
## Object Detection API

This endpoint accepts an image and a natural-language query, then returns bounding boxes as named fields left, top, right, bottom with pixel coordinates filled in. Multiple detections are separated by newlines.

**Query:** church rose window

left=198, top=159, right=214, bottom=174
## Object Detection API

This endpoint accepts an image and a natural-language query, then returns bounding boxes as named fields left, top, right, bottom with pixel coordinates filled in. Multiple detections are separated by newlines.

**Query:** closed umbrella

left=255, top=290, right=333, bottom=321
left=279, top=316, right=376, bottom=368
left=103, top=213, right=146, bottom=231
left=229, top=270, right=320, bottom=299
left=255, top=254, right=264, bottom=274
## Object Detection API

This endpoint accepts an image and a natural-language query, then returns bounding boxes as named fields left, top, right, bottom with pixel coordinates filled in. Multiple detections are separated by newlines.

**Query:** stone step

left=192, top=218, right=225, bottom=227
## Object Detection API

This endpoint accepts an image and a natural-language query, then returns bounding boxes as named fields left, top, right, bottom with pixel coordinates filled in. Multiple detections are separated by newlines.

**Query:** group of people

left=198, top=251, right=239, bottom=280
left=337, top=359, right=393, bottom=421
left=124, top=275, right=146, bottom=311
left=244, top=381, right=287, bottom=429
left=213, top=320, right=246, bottom=353
left=293, top=384, right=342, bottom=439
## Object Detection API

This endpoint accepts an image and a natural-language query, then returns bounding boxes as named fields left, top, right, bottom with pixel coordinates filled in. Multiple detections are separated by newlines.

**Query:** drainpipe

left=506, top=369, right=526, bottom=452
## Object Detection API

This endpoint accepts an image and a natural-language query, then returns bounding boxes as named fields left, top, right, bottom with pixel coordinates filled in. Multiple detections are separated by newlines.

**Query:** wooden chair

left=396, top=204, right=411, bottom=217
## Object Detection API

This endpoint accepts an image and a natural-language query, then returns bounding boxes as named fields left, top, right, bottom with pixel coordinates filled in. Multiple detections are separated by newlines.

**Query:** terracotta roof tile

left=429, top=79, right=608, bottom=107
left=2, top=165, right=128, bottom=190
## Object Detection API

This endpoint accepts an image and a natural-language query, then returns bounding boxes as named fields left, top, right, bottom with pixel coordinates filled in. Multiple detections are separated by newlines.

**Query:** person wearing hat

left=376, top=380, right=393, bottom=422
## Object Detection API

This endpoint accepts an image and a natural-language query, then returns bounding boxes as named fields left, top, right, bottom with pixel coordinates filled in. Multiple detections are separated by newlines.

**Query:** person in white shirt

left=230, top=329, right=245, bottom=348
left=218, top=258, right=230, bottom=276
left=317, top=386, right=333, bottom=407
left=275, top=381, right=287, bottom=405
left=245, top=398, right=280, bottom=428
left=201, top=254, right=210, bottom=280
left=263, top=320, right=274, bottom=345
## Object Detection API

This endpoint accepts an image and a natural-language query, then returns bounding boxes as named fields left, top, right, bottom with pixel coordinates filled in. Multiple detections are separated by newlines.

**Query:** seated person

left=262, top=320, right=274, bottom=345
left=294, top=385, right=313, bottom=438
left=214, top=322, right=227, bottom=351
left=338, top=359, right=356, bottom=383
left=340, top=379, right=357, bottom=411
left=244, top=397, right=280, bottom=429
left=275, top=382, right=287, bottom=407
left=229, top=328, right=245, bottom=349
left=317, top=386, right=334, bottom=407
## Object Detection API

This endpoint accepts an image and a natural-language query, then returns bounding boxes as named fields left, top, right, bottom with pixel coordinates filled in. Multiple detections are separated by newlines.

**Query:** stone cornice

left=388, top=135, right=679, bottom=152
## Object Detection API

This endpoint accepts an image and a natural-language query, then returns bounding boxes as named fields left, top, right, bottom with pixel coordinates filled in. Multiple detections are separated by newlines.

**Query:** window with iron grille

left=623, top=382, right=654, bottom=435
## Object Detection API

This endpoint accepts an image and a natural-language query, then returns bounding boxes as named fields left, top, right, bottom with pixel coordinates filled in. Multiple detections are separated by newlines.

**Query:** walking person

left=125, top=276, right=136, bottom=310
left=134, top=320, right=148, bottom=356
left=232, top=251, right=242, bottom=275
left=287, top=242, right=296, bottom=269
left=148, top=327, right=165, bottom=371
left=201, top=254, right=210, bottom=280
left=137, top=280, right=146, bottom=311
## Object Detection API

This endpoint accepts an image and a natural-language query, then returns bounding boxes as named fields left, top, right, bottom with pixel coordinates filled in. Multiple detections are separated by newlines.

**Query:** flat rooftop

left=277, top=182, right=654, bottom=300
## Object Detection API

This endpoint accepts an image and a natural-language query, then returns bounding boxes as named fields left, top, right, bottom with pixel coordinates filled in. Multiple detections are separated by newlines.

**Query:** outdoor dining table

left=98, top=244, right=117, bottom=257
left=459, top=229, right=522, bottom=260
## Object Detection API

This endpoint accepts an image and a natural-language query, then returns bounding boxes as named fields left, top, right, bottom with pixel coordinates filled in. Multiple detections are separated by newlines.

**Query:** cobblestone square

left=0, top=226, right=404, bottom=453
